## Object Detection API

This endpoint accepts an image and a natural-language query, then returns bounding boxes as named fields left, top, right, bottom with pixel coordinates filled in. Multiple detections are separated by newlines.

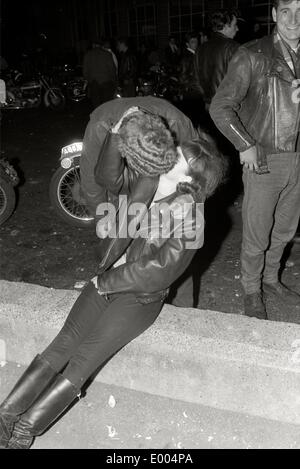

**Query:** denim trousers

left=241, top=153, right=300, bottom=294
left=41, top=282, right=162, bottom=388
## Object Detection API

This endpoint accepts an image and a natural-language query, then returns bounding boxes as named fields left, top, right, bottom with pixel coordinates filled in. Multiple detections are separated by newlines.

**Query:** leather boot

left=0, top=355, right=57, bottom=449
left=244, top=292, right=267, bottom=320
left=7, top=374, right=80, bottom=449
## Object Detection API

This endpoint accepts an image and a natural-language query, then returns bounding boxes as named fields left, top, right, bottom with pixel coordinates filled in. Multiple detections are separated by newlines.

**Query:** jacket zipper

left=229, top=124, right=252, bottom=147
left=273, top=76, right=278, bottom=149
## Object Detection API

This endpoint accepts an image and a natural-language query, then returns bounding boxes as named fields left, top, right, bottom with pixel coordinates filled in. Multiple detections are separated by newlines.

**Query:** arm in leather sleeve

left=209, top=47, right=256, bottom=152
left=94, top=130, right=127, bottom=195
left=96, top=176, right=158, bottom=271
left=97, top=201, right=204, bottom=295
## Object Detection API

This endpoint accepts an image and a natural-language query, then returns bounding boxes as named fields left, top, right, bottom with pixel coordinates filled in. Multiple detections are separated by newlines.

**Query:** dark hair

left=273, top=0, right=297, bottom=8
left=184, top=32, right=198, bottom=42
left=177, top=130, right=227, bottom=202
left=117, top=36, right=129, bottom=48
left=210, top=9, right=238, bottom=32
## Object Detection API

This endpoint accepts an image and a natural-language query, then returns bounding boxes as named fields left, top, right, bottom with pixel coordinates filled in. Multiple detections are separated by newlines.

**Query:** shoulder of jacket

left=243, top=35, right=273, bottom=55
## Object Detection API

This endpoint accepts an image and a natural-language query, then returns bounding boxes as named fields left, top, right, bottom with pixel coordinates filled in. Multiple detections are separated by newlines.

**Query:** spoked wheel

left=0, top=178, right=16, bottom=226
left=49, top=165, right=94, bottom=227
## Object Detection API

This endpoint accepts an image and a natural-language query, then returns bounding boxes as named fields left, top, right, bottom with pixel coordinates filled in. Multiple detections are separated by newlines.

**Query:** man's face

left=117, top=42, right=125, bottom=52
left=224, top=16, right=239, bottom=39
left=188, top=37, right=198, bottom=51
left=272, top=1, right=300, bottom=46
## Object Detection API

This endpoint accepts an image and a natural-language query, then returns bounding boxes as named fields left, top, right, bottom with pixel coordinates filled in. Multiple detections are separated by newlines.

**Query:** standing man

left=194, top=9, right=239, bottom=108
left=178, top=32, right=201, bottom=125
left=83, top=40, right=117, bottom=109
left=116, top=37, right=138, bottom=97
left=164, top=36, right=180, bottom=75
left=210, top=0, right=300, bottom=319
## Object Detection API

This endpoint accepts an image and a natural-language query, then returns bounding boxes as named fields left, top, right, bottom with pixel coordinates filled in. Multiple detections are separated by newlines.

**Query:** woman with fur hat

left=0, top=111, right=225, bottom=449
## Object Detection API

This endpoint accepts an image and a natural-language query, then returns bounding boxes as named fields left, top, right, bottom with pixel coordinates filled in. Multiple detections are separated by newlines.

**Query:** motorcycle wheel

left=44, top=88, right=66, bottom=111
left=49, top=165, right=94, bottom=228
left=0, top=177, right=16, bottom=226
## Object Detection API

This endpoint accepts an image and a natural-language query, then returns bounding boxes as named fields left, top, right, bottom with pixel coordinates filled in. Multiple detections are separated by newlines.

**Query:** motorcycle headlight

left=61, top=158, right=72, bottom=169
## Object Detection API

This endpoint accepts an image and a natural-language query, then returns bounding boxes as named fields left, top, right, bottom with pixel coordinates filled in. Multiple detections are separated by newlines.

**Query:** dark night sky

left=1, top=0, right=74, bottom=63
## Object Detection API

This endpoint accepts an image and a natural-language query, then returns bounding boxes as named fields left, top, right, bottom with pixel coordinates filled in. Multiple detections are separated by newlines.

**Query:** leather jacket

left=210, top=32, right=300, bottom=167
left=80, top=96, right=198, bottom=215
left=94, top=132, right=204, bottom=304
left=179, top=49, right=198, bottom=96
left=96, top=189, right=204, bottom=304
left=194, top=33, right=239, bottom=104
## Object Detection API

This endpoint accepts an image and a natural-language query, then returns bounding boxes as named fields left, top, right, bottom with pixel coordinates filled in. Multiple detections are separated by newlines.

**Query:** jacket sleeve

left=94, top=131, right=128, bottom=195
left=97, top=201, right=204, bottom=295
left=209, top=47, right=256, bottom=152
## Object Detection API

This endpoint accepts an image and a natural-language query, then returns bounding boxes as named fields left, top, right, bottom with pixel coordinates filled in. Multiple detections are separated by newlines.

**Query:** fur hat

left=117, top=110, right=178, bottom=176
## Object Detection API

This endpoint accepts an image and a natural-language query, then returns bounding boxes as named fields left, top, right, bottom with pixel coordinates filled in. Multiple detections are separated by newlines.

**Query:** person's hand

left=111, top=106, right=139, bottom=134
left=240, top=146, right=258, bottom=171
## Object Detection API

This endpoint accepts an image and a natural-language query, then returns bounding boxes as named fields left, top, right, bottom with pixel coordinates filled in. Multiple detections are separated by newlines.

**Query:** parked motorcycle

left=0, top=69, right=66, bottom=111
left=0, top=159, right=19, bottom=226
left=136, top=65, right=181, bottom=102
left=53, top=64, right=87, bottom=103
left=49, top=142, right=94, bottom=227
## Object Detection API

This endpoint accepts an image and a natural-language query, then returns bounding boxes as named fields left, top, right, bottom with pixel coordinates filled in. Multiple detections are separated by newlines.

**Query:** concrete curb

left=1, top=280, right=300, bottom=425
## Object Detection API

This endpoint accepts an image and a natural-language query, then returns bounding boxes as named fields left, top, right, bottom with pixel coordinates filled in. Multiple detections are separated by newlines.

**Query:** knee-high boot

left=0, top=355, right=58, bottom=449
left=7, top=374, right=80, bottom=449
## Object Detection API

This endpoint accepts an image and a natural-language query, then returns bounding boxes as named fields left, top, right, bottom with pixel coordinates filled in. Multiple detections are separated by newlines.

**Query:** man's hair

left=210, top=9, right=238, bottom=32
left=117, top=111, right=178, bottom=177
left=117, top=36, right=129, bottom=47
left=273, top=0, right=298, bottom=9
left=185, top=32, right=198, bottom=43
left=178, top=130, right=227, bottom=202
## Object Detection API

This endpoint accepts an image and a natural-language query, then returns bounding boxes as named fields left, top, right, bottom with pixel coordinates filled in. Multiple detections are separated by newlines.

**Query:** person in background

left=101, top=37, right=118, bottom=72
left=116, top=37, right=138, bottom=97
left=194, top=9, right=240, bottom=109
left=83, top=39, right=117, bottom=109
left=164, top=35, right=180, bottom=75
left=210, top=0, right=300, bottom=319
left=0, top=112, right=225, bottom=450
left=178, top=32, right=202, bottom=125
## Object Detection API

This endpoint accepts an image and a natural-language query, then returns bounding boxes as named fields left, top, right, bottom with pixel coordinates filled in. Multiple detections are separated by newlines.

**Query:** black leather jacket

left=80, top=96, right=198, bottom=216
left=94, top=132, right=204, bottom=304
left=210, top=32, right=300, bottom=167
left=194, top=33, right=239, bottom=104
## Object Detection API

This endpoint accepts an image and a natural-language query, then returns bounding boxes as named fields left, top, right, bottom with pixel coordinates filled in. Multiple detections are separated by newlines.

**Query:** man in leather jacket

left=116, top=37, right=137, bottom=97
left=80, top=96, right=198, bottom=217
left=210, top=0, right=300, bottom=319
left=194, top=9, right=239, bottom=107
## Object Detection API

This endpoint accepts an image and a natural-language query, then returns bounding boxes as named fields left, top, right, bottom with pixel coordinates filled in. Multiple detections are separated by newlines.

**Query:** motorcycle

left=0, top=158, right=19, bottom=226
left=49, top=88, right=126, bottom=228
left=0, top=69, right=66, bottom=111
left=49, top=142, right=94, bottom=227
left=136, top=65, right=181, bottom=102
left=53, top=64, right=87, bottom=103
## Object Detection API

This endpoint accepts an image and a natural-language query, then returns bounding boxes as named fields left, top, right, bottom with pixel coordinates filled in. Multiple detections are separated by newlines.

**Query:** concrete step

left=1, top=280, right=300, bottom=427
left=1, top=362, right=300, bottom=449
